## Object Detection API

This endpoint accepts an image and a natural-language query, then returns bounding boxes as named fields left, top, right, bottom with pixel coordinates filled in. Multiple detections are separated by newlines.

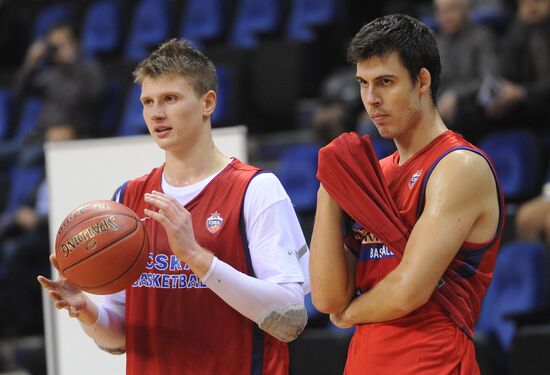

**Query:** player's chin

left=153, top=138, right=173, bottom=150
left=375, top=127, right=394, bottom=140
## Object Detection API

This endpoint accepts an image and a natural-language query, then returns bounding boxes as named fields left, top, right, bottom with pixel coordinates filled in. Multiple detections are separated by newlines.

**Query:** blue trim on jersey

left=416, top=146, right=505, bottom=279
left=111, top=181, right=129, bottom=203
left=240, top=169, right=267, bottom=375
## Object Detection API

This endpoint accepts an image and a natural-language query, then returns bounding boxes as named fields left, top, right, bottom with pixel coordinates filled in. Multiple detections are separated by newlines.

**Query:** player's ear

left=203, top=90, right=216, bottom=118
left=417, top=68, right=431, bottom=96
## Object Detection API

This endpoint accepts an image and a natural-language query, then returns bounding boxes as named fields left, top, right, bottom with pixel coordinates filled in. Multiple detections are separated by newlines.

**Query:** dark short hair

left=133, top=39, right=218, bottom=96
left=347, top=14, right=441, bottom=103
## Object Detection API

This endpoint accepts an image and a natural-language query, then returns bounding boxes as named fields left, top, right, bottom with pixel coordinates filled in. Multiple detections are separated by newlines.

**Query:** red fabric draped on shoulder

left=316, top=132, right=410, bottom=255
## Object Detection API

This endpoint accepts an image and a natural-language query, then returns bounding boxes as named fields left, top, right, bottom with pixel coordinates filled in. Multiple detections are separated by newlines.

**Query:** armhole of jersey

left=416, top=146, right=505, bottom=239
left=239, top=170, right=267, bottom=279
left=111, top=181, right=129, bottom=204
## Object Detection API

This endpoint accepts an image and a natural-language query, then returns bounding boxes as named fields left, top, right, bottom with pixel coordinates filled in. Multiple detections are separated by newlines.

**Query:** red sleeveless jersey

left=120, top=159, right=288, bottom=375
left=343, top=131, right=504, bottom=374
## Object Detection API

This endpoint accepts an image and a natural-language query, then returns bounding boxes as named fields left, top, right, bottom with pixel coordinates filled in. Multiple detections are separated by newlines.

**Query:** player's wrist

left=78, top=297, right=99, bottom=325
left=184, top=247, right=214, bottom=279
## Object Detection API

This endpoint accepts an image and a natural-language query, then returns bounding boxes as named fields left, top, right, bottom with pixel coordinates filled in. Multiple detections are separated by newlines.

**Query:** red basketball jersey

left=344, top=131, right=504, bottom=374
left=120, top=159, right=288, bottom=375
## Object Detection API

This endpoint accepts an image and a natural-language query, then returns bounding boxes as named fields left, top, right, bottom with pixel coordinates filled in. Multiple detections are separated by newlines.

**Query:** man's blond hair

left=133, top=39, right=218, bottom=97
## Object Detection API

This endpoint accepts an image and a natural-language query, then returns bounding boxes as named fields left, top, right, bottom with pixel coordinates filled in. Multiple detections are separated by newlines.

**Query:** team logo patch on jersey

left=408, top=169, right=422, bottom=189
left=206, top=211, right=223, bottom=234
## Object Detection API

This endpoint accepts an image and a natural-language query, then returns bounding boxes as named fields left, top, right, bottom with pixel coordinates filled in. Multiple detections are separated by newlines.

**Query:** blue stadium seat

left=98, top=79, right=124, bottom=137
left=179, top=0, right=225, bottom=49
left=476, top=241, right=546, bottom=354
left=5, top=166, right=45, bottom=213
left=0, top=89, right=12, bottom=140
left=286, top=0, right=338, bottom=42
left=80, top=0, right=122, bottom=59
left=124, top=0, right=172, bottom=61
left=229, top=0, right=281, bottom=48
left=212, top=65, right=229, bottom=126
left=14, top=98, right=43, bottom=142
left=479, top=130, right=540, bottom=200
left=117, top=84, right=146, bottom=136
left=32, top=3, right=73, bottom=40
left=275, top=143, right=320, bottom=213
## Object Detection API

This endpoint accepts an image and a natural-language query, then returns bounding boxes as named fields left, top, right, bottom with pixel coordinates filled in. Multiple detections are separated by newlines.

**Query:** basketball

left=54, top=200, right=149, bottom=295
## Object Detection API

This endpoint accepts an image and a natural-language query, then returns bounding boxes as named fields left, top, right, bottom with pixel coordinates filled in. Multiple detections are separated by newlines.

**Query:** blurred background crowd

left=0, top=0, right=548, bottom=374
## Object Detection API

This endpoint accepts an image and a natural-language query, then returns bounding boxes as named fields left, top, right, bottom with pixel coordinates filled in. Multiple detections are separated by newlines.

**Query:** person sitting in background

left=312, top=101, right=355, bottom=146
left=483, top=0, right=550, bottom=132
left=515, top=163, right=550, bottom=247
left=0, top=123, right=78, bottom=339
left=433, top=0, right=499, bottom=142
left=0, top=22, right=104, bottom=172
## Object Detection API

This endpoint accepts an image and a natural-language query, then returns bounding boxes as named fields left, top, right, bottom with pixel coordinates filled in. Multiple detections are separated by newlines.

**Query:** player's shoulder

left=432, top=148, right=496, bottom=188
left=249, top=171, right=286, bottom=193
left=246, top=171, right=290, bottom=203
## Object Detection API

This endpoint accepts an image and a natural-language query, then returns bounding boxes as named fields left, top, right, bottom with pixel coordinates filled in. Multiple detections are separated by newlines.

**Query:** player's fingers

left=329, top=313, right=342, bottom=328
left=144, top=208, right=175, bottom=229
left=148, top=191, right=186, bottom=216
left=144, top=193, right=173, bottom=213
left=151, top=190, right=179, bottom=205
left=68, top=306, right=80, bottom=318
left=146, top=193, right=183, bottom=218
left=49, top=290, right=63, bottom=302
left=50, top=254, right=62, bottom=274
left=37, top=275, right=54, bottom=289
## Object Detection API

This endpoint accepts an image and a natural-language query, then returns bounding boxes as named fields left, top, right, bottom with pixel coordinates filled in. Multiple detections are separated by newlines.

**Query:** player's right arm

left=38, top=255, right=126, bottom=353
left=309, top=185, right=357, bottom=314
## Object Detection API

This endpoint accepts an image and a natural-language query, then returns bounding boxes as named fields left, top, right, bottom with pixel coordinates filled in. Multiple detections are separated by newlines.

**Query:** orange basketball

left=55, top=200, right=149, bottom=295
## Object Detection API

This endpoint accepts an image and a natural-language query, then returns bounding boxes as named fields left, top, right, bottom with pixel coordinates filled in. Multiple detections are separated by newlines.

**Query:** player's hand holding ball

left=38, top=200, right=149, bottom=321
left=38, top=254, right=90, bottom=320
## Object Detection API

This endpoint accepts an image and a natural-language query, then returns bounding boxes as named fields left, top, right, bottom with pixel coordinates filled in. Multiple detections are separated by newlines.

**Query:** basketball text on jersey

left=132, top=252, right=207, bottom=289
left=352, top=224, right=396, bottom=261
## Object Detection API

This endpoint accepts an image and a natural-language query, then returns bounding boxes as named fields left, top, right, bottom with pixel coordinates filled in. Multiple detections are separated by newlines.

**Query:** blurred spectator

left=0, top=22, right=105, bottom=171
left=434, top=0, right=500, bottom=142
left=0, top=123, right=77, bottom=338
left=515, top=163, right=550, bottom=247
left=483, top=0, right=550, bottom=131
left=312, top=101, right=356, bottom=145
left=320, top=67, right=362, bottom=114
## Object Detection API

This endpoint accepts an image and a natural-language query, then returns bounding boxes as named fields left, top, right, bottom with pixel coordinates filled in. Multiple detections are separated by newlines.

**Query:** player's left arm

left=331, top=150, right=499, bottom=327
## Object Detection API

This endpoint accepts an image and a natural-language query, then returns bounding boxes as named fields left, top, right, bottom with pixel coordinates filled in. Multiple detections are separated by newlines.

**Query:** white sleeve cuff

left=201, top=256, right=219, bottom=283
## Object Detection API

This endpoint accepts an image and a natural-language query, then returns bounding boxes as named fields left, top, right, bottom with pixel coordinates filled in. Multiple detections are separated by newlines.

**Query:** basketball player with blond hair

left=39, top=39, right=310, bottom=375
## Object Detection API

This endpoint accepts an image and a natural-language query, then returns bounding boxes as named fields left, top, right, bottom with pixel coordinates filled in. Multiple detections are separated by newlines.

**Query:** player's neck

left=395, top=109, right=447, bottom=165
left=163, top=138, right=230, bottom=187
